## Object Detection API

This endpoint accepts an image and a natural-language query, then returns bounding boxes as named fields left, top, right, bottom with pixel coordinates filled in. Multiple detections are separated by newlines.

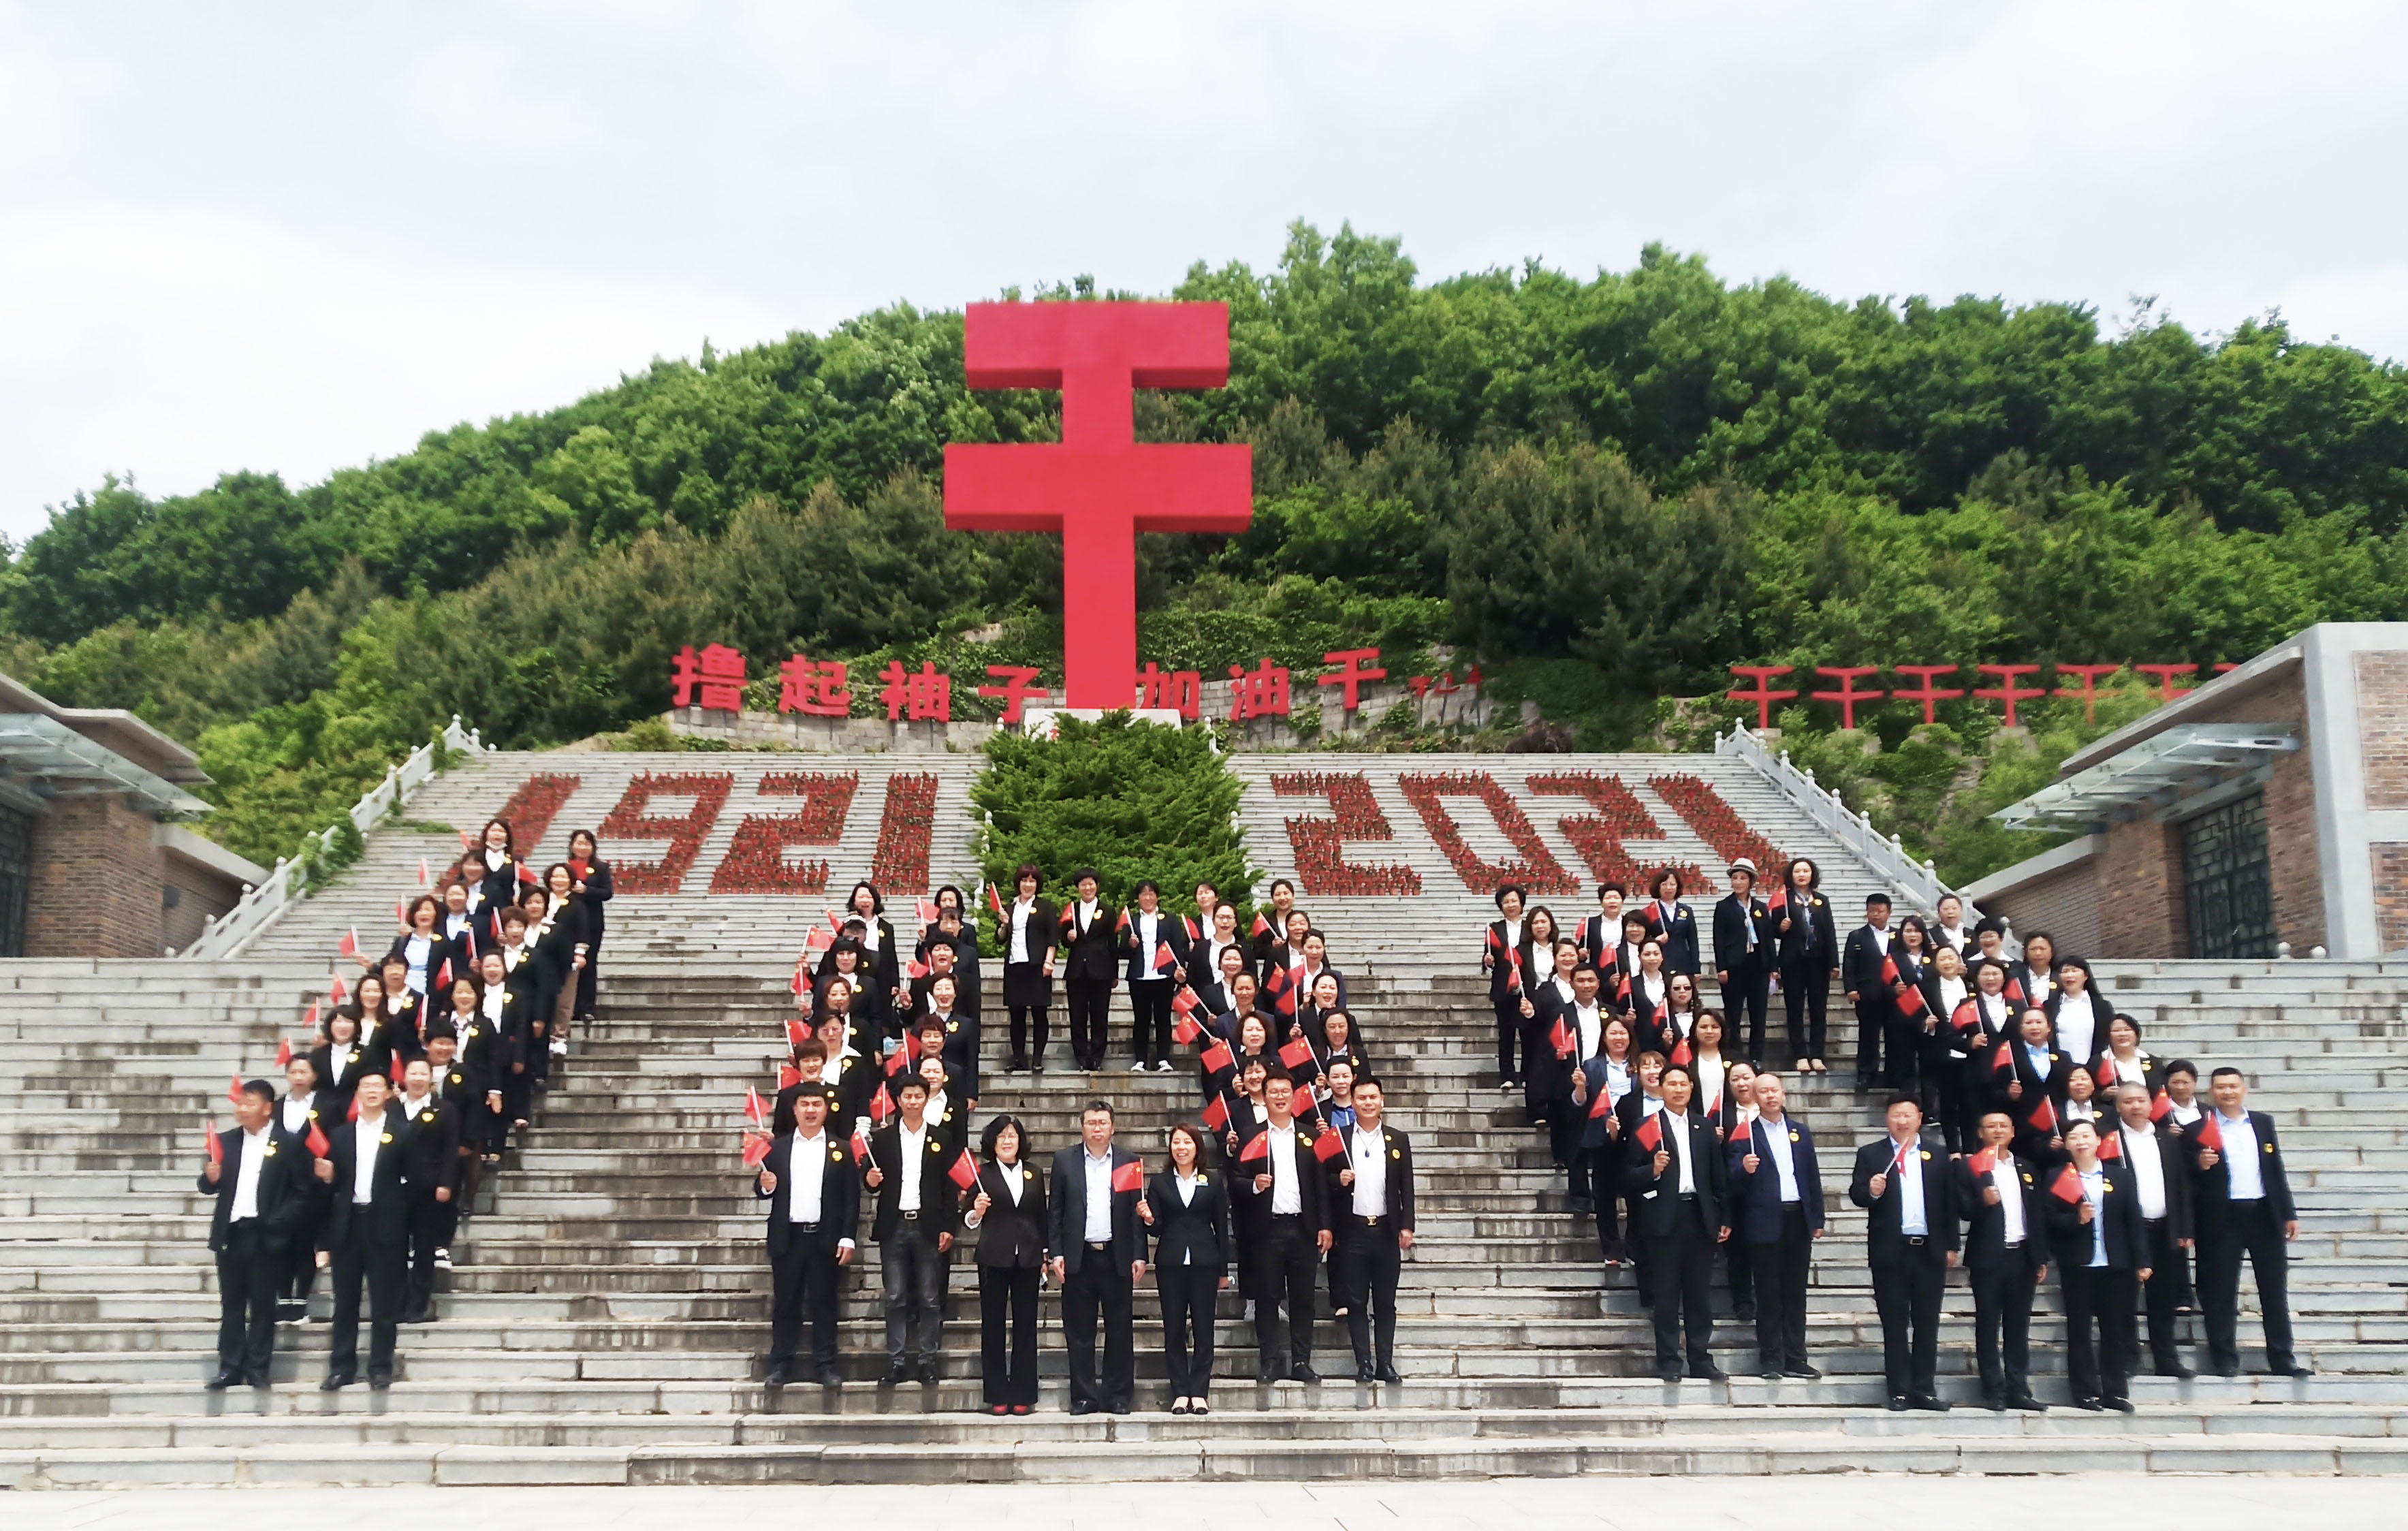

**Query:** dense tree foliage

left=4, top=221, right=2403, bottom=870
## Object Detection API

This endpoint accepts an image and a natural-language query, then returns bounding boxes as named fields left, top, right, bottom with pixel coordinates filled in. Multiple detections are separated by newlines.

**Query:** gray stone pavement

left=2, top=1478, right=2387, bottom=1527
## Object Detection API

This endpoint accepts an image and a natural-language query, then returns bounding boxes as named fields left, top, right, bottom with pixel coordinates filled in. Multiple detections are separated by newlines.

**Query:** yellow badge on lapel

left=1789, top=1131, right=1801, bottom=1142
left=831, top=1149, right=844, bottom=1163
left=1391, top=1149, right=1401, bottom=1160
left=930, top=1141, right=943, bottom=1154
left=264, top=1145, right=278, bottom=1158
left=381, top=1133, right=394, bottom=1144
left=1920, top=1150, right=1931, bottom=1161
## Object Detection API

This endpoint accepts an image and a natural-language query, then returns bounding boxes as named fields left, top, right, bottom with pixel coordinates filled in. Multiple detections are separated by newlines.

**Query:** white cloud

left=383, top=34, right=603, bottom=161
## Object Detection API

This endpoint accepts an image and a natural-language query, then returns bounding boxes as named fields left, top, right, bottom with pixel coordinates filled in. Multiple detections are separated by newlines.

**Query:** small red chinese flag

left=338, top=927, right=360, bottom=958
left=1172, top=1012, right=1203, bottom=1047
left=2027, top=1096, right=2058, bottom=1135
left=745, top=1086, right=768, bottom=1127
left=433, top=958, right=452, bottom=993
left=907, top=957, right=930, bottom=981
left=2196, top=1114, right=2223, bottom=1152
left=2049, top=1165, right=2083, bottom=1203
left=987, top=884, right=1007, bottom=921
left=1668, top=1038, right=1692, bottom=1069
left=1153, top=941, right=1176, bottom=974
left=852, top=1122, right=872, bottom=1161
left=1203, top=1095, right=1231, bottom=1133
left=1634, top=1114, right=1664, bottom=1153
left=1966, top=1146, right=1996, bottom=1178
left=1766, top=885, right=1787, bottom=912
left=1111, top=1158, right=1143, bottom=1195
left=305, top=1122, right=331, bottom=1158
left=1115, top=907, right=1130, bottom=932
left=787, top=1017, right=811, bottom=1047
left=1252, top=911, right=1271, bottom=938
left=329, top=975, right=349, bottom=1007
left=949, top=1148, right=981, bottom=1190
left=518, top=862, right=537, bottom=885
left=869, top=1084, right=895, bottom=1124
left=777, top=1064, right=802, bottom=1091
left=304, top=1001, right=321, bottom=1034
left=1171, top=985, right=1201, bottom=1017
left=742, top=1131, right=774, bottom=1168
left=827, top=910, right=846, bottom=934
left=2097, top=1132, right=2122, bottom=1162
left=2149, top=1089, right=2173, bottom=1124
left=1278, top=1037, right=1314, bottom=1071
left=202, top=1120, right=223, bottom=1165
left=1312, top=1129, right=1346, bottom=1164
left=419, top=857, right=431, bottom=887
left=1239, top=1132, right=1270, bottom=1163
left=569, top=858, right=590, bottom=881
left=1588, top=1086, right=1615, bottom=1122
left=1199, top=1039, right=1235, bottom=1075
left=1550, top=1015, right=1574, bottom=1059
left=226, top=1073, right=243, bottom=1104
left=917, top=898, right=939, bottom=926
left=1293, top=1082, right=1319, bottom=1118
left=1950, top=1000, right=1979, bottom=1035
left=276, top=1038, right=294, bottom=1069
left=389, top=1056, right=406, bottom=1086
left=347, top=1096, right=362, bottom=1122
left=1992, top=1039, right=2015, bottom=1075
left=2094, top=1055, right=2120, bottom=1088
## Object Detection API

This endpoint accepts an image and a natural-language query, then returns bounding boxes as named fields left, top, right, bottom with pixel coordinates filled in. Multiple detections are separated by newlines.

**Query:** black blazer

left=1841, top=924, right=1893, bottom=999
left=2183, top=1110, right=2297, bottom=1225
left=1643, top=900, right=1702, bottom=975
left=476, top=853, right=531, bottom=916
left=575, top=859, right=613, bottom=947
left=1231, top=1120, right=1330, bottom=1239
left=1118, top=909, right=1185, bottom=986
left=755, top=1128, right=862, bottom=1259
left=1047, top=1144, right=1145, bottom=1272
left=868, top=1120, right=963, bottom=1242
left=1000, top=899, right=1058, bottom=1011
left=1711, top=893, right=1773, bottom=979
left=1724, top=1114, right=1826, bottom=1244
left=1623, top=1107, right=1725, bottom=1237
left=1848, top=1135, right=1958, bottom=1260
left=1145, top=1168, right=1233, bottom=1274
left=399, top=1096, right=460, bottom=1196
left=1484, top=917, right=1539, bottom=1003
left=1951, top=1150, right=2052, bottom=1273
left=323, top=1109, right=417, bottom=1247
left=197, top=1125, right=311, bottom=1249
left=2043, top=990, right=2109, bottom=1067
left=1775, top=891, right=1838, bottom=971
left=1327, top=1123, right=1415, bottom=1238
left=970, top=1160, right=1048, bottom=1269
left=306, top=1042, right=367, bottom=1123
left=2042, top=1158, right=2146, bottom=1271
left=2119, top=1118, right=2194, bottom=1241
left=1060, top=902, right=1119, bottom=984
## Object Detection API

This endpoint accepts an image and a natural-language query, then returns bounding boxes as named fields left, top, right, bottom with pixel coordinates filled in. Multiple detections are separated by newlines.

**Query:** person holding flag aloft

left=1726, top=1073, right=1824, bottom=1383
left=1139, top=1121, right=1231, bottom=1415
left=1047, top=1100, right=1147, bottom=1415
left=199, top=1079, right=311, bottom=1388
left=2185, top=1068, right=2307, bottom=1378
left=1233, top=1074, right=1330, bottom=1385
left=1624, top=1063, right=1727, bottom=1383
left=964, top=1114, right=1046, bottom=1415
left=999, top=866, right=1058, bottom=1075
left=1329, top=1077, right=1414, bottom=1385
left=1711, top=859, right=1773, bottom=1067
left=755, top=1085, right=859, bottom=1389
left=1772, top=857, right=1839, bottom=1075
left=2044, top=1119, right=2148, bottom=1410
left=2111, top=1081, right=2194, bottom=1379
left=864, top=1075, right=960, bottom=1387
left=1952, top=1109, right=2050, bottom=1411
left=1482, top=883, right=1536, bottom=1095
left=1993, top=1007, right=2072, bottom=1165
left=1849, top=1092, right=1957, bottom=1411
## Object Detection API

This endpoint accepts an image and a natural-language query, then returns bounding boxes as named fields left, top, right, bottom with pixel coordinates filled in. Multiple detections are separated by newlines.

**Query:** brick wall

left=2089, top=666, right=2319, bottom=957
left=2360, top=652, right=2408, bottom=810
left=2375, top=843, right=2408, bottom=953
left=26, top=795, right=164, bottom=958
left=2097, top=817, right=2189, bottom=958
left=1986, top=855, right=2102, bottom=958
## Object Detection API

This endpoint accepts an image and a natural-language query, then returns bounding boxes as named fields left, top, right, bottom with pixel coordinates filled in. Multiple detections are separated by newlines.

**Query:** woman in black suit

left=308, top=1007, right=367, bottom=1128
left=565, top=830, right=613, bottom=1026
left=999, top=866, right=1058, bottom=1073
left=387, top=895, right=447, bottom=1007
left=537, top=863, right=592, bottom=1070
left=474, top=817, right=531, bottom=916
left=1773, top=857, right=1839, bottom=1073
left=840, top=881, right=902, bottom=1013
left=964, top=1114, right=1047, bottom=1415
left=1140, top=1121, right=1231, bottom=1415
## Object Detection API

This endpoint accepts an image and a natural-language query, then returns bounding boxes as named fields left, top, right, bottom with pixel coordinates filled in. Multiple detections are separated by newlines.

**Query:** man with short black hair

left=2114, top=1082, right=2193, bottom=1378
left=755, top=1086, right=857, bottom=1388
left=1331, top=1076, right=1414, bottom=1384
left=1954, top=1109, right=2049, bottom=1411
left=395, top=1057, right=459, bottom=1325
left=1850, top=1092, right=1956, bottom=1410
left=1237, top=1074, right=1331, bottom=1384
left=1712, top=860, right=1772, bottom=1065
left=2187, top=1068, right=2306, bottom=1378
left=1626, top=1063, right=1728, bottom=1383
left=1842, top=894, right=1897, bottom=1089
left=320, top=1071, right=414, bottom=1391
left=1048, top=1100, right=1145, bottom=1413
left=864, top=1075, right=957, bottom=1385
left=200, top=1079, right=310, bottom=1388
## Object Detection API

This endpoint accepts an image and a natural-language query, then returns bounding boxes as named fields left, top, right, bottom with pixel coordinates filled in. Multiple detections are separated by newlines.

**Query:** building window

left=2179, top=791, right=2275, bottom=960
left=0, top=804, right=29, bottom=958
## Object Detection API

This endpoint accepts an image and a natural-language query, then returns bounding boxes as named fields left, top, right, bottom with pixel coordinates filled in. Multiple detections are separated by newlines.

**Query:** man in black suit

left=1060, top=869, right=1119, bottom=1071
left=320, top=1071, right=415, bottom=1391
left=1626, top=1063, right=1728, bottom=1383
left=1235, top=1074, right=1331, bottom=1384
left=1848, top=1092, right=1956, bottom=1410
left=199, top=1079, right=311, bottom=1388
left=1711, top=859, right=1773, bottom=1065
left=1330, top=1076, right=1415, bottom=1384
left=754, top=1087, right=859, bottom=1388
left=864, top=1076, right=958, bottom=1385
left=394, top=1057, right=461, bottom=1325
left=2112, top=1082, right=2195, bottom=1379
left=1841, top=893, right=1896, bottom=1090
left=2187, top=1068, right=2308, bottom=1378
left=273, top=1054, right=327, bottom=1322
left=1048, top=1099, right=1146, bottom=1413
left=1952, top=1109, right=2050, bottom=1411
left=1725, top=1072, right=1824, bottom=1380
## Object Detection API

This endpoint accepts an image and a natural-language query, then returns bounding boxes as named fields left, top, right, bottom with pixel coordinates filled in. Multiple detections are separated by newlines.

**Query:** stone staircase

left=5, top=952, right=2407, bottom=1485
left=240, top=751, right=987, bottom=966
left=1231, top=754, right=1909, bottom=974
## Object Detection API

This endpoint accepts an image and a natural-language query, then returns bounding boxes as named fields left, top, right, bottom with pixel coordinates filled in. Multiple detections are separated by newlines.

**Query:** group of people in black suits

left=200, top=817, right=614, bottom=1392
left=1483, top=866, right=2311, bottom=1406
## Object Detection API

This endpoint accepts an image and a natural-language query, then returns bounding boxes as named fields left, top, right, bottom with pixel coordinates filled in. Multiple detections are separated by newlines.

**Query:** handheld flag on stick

left=916, top=898, right=939, bottom=926
left=1110, top=1158, right=1143, bottom=1195
left=2096, top=1132, right=2121, bottom=1162
left=868, top=1084, right=895, bottom=1124
left=2027, top=1096, right=2058, bottom=1135
left=1183, top=915, right=1201, bottom=943
left=2093, top=1056, right=2118, bottom=1088
left=1153, top=941, right=1177, bottom=975
left=1171, top=985, right=1202, bottom=1017
left=1203, top=1094, right=1231, bottom=1133
left=518, top=862, right=537, bottom=885
left=202, top=1120, right=223, bottom=1165
left=419, top=857, right=431, bottom=887
left=906, top=957, right=930, bottom=981
left=1766, top=885, right=1787, bottom=913
left=1115, top=907, right=1130, bottom=932
left=304, top=1000, right=321, bottom=1035
left=338, top=927, right=360, bottom=959
left=1171, top=1011, right=1203, bottom=1047
left=787, top=1017, right=812, bottom=1048
left=742, top=1131, right=774, bottom=1168
left=777, top=1064, right=803, bottom=1091
left=1550, top=1015, right=1574, bottom=1060
left=1668, top=1038, right=1692, bottom=1069
left=2149, top=1089, right=2173, bottom=1124
left=389, top=1056, right=406, bottom=1087
left=987, top=883, right=1007, bottom=922
left=1588, top=1084, right=1615, bottom=1121
left=852, top=1121, right=873, bottom=1163
left=1278, top=1037, right=1314, bottom=1072
left=1199, top=1038, right=1235, bottom=1075
left=804, top=926, right=832, bottom=956
left=305, top=1122, right=331, bottom=1158
left=1633, top=1114, right=1663, bottom=1154
left=328, top=975, right=349, bottom=1007
left=744, top=1087, right=769, bottom=1128
left=1292, top=1082, right=1319, bottom=1119
left=1239, top=1132, right=1270, bottom=1163
left=1312, top=1129, right=1346, bottom=1164
left=951, top=1149, right=982, bottom=1191
left=2196, top=1114, right=2223, bottom=1152
left=2048, top=1165, right=2084, bottom=1204
left=276, top=1038, right=294, bottom=1069
left=459, top=829, right=475, bottom=851
left=827, top=910, right=847, bottom=935
left=1966, top=1146, right=1996, bottom=1178
left=347, top=1096, right=362, bottom=1122
left=227, top=1073, right=244, bottom=1105
left=1251, top=911, right=1271, bottom=938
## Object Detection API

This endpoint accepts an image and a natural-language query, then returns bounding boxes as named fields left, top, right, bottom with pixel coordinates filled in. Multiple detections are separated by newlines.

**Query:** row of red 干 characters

left=669, top=645, right=1480, bottom=725
left=1728, top=661, right=2243, bottom=729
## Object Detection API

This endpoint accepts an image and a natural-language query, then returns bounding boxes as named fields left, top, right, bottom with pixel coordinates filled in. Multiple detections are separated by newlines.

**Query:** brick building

left=0, top=672, right=266, bottom=958
left=1968, top=622, right=2408, bottom=960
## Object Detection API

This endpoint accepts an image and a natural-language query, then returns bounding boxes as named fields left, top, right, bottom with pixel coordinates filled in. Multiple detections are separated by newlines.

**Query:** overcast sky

left=3, top=0, right=2404, bottom=544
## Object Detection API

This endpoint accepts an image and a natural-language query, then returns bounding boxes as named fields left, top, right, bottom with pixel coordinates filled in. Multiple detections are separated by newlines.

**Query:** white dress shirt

left=351, top=1113, right=384, bottom=1205
left=1009, top=900, right=1035, bottom=964
left=2218, top=1110, right=2265, bottom=1199
left=232, top=1125, right=272, bottom=1220
left=1665, top=1116, right=1696, bottom=1195
left=1571, top=1001, right=1603, bottom=1062
left=2055, top=991, right=2098, bottom=1062
left=898, top=1121, right=925, bottom=1212
left=1760, top=1116, right=1801, bottom=1203
left=1993, top=1156, right=2027, bottom=1246
left=1267, top=1126, right=1303, bottom=1215
left=279, top=1093, right=315, bottom=1135
left=2124, top=1127, right=2168, bottom=1220
left=1890, top=1135, right=1927, bottom=1235
left=786, top=1129, right=849, bottom=1249
left=999, top=1163, right=1024, bottom=1204
left=1349, top=1128, right=1388, bottom=1218
left=1133, top=909, right=1164, bottom=981
left=1083, top=1150, right=1114, bottom=1242
left=2080, top=1167, right=2109, bottom=1266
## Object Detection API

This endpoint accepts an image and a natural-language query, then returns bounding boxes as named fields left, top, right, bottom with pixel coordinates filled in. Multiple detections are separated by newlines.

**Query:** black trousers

left=1853, top=996, right=1891, bottom=1082
left=1724, top=1233, right=1754, bottom=1315
left=1922, top=1042, right=1969, bottom=1154
left=1749, top=1205, right=1813, bottom=1370
left=767, top=1240, right=844, bottom=1369
left=1781, top=964, right=1828, bottom=1060
left=1869, top=1246, right=1945, bottom=1398
left=1158, top=1261, right=1220, bottom=1396
left=213, top=1222, right=285, bottom=1379
left=1061, top=1247, right=1135, bottom=1408
left=979, top=1263, right=1041, bottom=1406
left=1718, top=968, right=1770, bottom=1062
left=1337, top=1222, right=1402, bottom=1368
left=1968, top=1257, right=2039, bottom=1400
left=2138, top=1218, right=2185, bottom=1372
left=574, top=947, right=599, bottom=1019
left=1128, top=980, right=1173, bottom=1064
left=1008, top=1004, right=1049, bottom=1063
left=1491, top=995, right=1523, bottom=1080
left=1065, top=979, right=1113, bottom=1067
left=2061, top=1263, right=2137, bottom=1400
left=1547, top=1099, right=1581, bottom=1177
left=2199, top=1200, right=2296, bottom=1372
left=1253, top=1215, right=1320, bottom=1368
left=405, top=1192, right=456, bottom=1318
left=281, top=1212, right=322, bottom=1303
left=327, top=1225, right=405, bottom=1379
left=1645, top=1214, right=1715, bottom=1373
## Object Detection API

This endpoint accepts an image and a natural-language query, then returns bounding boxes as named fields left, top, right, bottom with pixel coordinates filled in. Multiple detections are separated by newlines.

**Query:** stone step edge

left=7, top=1431, right=2406, bottom=1487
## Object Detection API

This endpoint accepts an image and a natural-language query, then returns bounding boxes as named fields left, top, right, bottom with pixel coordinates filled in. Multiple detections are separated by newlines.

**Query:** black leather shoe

left=1784, top=1365, right=1822, bottom=1380
left=1658, top=1369, right=1684, bottom=1384
left=2008, top=1393, right=2048, bottom=1412
left=1760, top=1370, right=1785, bottom=1383
left=2157, top=1363, right=2196, bottom=1380
left=1258, top=1368, right=1280, bottom=1385
left=1068, top=1400, right=1097, bottom=1416
left=1984, top=1395, right=2008, bottom=1412
left=816, top=1367, right=842, bottom=1388
left=1290, top=1364, right=1320, bottom=1385
left=883, top=1364, right=909, bottom=1387
left=763, top=1363, right=793, bottom=1388
left=2074, top=1395, right=2105, bottom=1411
left=1732, top=1305, right=1757, bottom=1323
left=2272, top=1363, right=2313, bottom=1378
left=1909, top=1394, right=1949, bottom=1412
left=2213, top=1364, right=2240, bottom=1378
left=1886, top=1394, right=1910, bottom=1410
left=367, top=1372, right=392, bottom=1391
left=206, top=1369, right=241, bottom=1391
left=1356, top=1363, right=1376, bottom=1384
left=320, top=1373, right=354, bottom=1391
left=917, top=1361, right=938, bottom=1385
left=1692, top=1363, right=1728, bottom=1382
left=2103, top=1395, right=2134, bottom=1413
left=1003, top=1054, right=1029, bottom=1073
left=400, top=1308, right=430, bottom=1325
left=1107, top=1401, right=1131, bottom=1415
left=1376, top=1364, right=1403, bottom=1385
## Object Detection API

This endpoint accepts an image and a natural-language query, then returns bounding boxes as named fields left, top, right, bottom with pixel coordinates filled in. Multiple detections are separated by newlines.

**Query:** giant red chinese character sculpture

left=943, top=303, right=1254, bottom=710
